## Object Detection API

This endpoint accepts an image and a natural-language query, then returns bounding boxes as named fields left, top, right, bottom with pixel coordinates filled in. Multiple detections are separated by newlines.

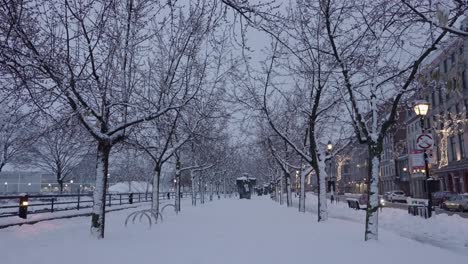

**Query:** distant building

left=380, top=108, right=409, bottom=195
left=339, top=142, right=368, bottom=194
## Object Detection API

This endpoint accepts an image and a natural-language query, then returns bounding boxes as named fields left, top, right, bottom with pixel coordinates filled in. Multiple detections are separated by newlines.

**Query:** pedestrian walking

left=167, top=192, right=170, bottom=200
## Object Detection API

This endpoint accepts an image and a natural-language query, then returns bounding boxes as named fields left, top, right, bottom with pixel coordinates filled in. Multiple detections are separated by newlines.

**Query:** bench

left=346, top=198, right=366, bottom=210
left=407, top=198, right=430, bottom=218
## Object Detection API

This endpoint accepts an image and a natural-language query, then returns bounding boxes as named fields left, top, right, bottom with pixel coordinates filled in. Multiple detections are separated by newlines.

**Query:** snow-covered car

left=441, top=194, right=468, bottom=212
left=383, top=191, right=391, bottom=200
left=432, top=191, right=454, bottom=206
left=387, top=191, right=406, bottom=203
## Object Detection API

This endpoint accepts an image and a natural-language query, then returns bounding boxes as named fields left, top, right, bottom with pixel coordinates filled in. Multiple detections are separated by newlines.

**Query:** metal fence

left=0, top=192, right=176, bottom=218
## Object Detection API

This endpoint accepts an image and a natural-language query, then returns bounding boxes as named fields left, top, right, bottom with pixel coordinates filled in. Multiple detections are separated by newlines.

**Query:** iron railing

left=0, top=192, right=176, bottom=218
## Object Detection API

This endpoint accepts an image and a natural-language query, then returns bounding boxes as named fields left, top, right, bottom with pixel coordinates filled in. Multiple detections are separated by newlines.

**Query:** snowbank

left=108, top=181, right=152, bottom=193
left=294, top=194, right=468, bottom=254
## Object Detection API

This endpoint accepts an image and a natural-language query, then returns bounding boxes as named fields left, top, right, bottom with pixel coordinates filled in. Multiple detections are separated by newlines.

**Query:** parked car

left=441, top=194, right=468, bottom=212
left=383, top=191, right=391, bottom=200
left=432, top=191, right=454, bottom=207
left=387, top=191, right=406, bottom=203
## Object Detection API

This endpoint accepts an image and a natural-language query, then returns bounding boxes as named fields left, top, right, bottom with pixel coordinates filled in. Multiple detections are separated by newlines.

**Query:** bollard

left=19, top=195, right=29, bottom=219
left=129, top=193, right=134, bottom=204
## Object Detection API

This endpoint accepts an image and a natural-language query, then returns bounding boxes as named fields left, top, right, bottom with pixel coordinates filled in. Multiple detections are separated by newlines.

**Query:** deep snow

left=0, top=196, right=467, bottom=264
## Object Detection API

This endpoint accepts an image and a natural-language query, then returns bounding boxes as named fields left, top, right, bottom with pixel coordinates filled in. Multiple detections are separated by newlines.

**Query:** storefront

left=434, top=160, right=468, bottom=194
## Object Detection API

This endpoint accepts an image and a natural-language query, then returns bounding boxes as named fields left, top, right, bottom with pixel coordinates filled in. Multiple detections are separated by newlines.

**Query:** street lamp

left=413, top=99, right=433, bottom=218
left=327, top=141, right=333, bottom=152
left=326, top=141, right=335, bottom=199
left=413, top=100, right=429, bottom=116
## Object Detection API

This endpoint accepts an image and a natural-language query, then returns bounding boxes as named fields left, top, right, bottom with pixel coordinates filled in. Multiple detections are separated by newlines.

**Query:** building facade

left=418, top=23, right=468, bottom=195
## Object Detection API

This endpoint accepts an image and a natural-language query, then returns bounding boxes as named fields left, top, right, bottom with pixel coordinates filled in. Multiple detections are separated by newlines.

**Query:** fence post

left=77, top=194, right=81, bottom=210
left=51, top=198, right=54, bottom=213
left=108, top=193, right=112, bottom=207
left=120, top=194, right=122, bottom=205
left=138, top=193, right=141, bottom=203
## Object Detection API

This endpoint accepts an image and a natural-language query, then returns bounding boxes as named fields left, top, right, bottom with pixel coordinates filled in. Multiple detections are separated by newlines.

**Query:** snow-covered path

left=0, top=197, right=466, bottom=264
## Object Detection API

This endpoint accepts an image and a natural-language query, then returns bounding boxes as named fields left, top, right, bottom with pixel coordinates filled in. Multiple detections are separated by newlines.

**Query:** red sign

left=416, top=134, right=434, bottom=150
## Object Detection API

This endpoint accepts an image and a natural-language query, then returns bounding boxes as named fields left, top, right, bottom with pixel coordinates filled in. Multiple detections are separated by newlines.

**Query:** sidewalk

left=290, top=194, right=468, bottom=254
left=0, top=197, right=466, bottom=264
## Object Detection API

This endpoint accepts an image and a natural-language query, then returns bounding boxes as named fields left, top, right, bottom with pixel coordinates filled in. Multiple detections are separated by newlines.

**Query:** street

left=337, top=194, right=468, bottom=219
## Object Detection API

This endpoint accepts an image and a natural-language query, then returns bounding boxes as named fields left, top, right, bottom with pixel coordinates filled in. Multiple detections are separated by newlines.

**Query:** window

left=465, top=100, right=468, bottom=115
left=459, top=133, right=465, bottom=159
left=463, top=70, right=466, bottom=90
left=440, top=112, right=445, bottom=130
left=450, top=136, right=457, bottom=161
left=438, top=88, right=444, bottom=104
left=431, top=91, right=436, bottom=106
left=437, top=145, right=441, bottom=162
left=446, top=82, right=451, bottom=99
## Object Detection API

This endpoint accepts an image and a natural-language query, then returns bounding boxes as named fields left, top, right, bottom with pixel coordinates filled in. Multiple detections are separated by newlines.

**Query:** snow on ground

left=0, top=196, right=467, bottom=264
left=292, top=194, right=468, bottom=254
left=108, top=181, right=152, bottom=193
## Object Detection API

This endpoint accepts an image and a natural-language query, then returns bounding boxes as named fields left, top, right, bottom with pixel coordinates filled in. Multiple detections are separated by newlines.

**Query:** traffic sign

left=416, top=134, right=434, bottom=150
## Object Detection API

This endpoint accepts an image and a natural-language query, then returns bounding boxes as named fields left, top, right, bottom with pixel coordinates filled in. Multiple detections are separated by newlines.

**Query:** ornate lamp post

left=413, top=99, right=433, bottom=218
left=175, top=159, right=181, bottom=212
left=327, top=141, right=334, bottom=197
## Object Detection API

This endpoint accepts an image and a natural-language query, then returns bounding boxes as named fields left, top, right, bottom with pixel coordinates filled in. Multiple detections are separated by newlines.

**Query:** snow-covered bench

left=346, top=198, right=366, bottom=210
left=407, top=198, right=430, bottom=218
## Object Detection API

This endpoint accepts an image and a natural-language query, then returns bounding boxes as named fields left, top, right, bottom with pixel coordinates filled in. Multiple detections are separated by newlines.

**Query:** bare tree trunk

left=286, top=173, right=292, bottom=207
left=280, top=172, right=284, bottom=205
left=200, top=175, right=205, bottom=204
left=223, top=179, right=226, bottom=199
left=317, top=157, right=328, bottom=222
left=90, top=141, right=111, bottom=239
left=365, top=145, right=380, bottom=240
left=191, top=171, right=197, bottom=206
left=209, top=180, right=213, bottom=201
left=57, top=176, right=63, bottom=194
left=152, top=165, right=161, bottom=214
left=299, top=168, right=306, bottom=213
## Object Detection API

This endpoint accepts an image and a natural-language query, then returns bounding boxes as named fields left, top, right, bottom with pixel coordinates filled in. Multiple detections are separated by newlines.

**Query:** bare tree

left=0, top=103, right=34, bottom=172
left=0, top=0, right=225, bottom=238
left=32, top=119, right=90, bottom=192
